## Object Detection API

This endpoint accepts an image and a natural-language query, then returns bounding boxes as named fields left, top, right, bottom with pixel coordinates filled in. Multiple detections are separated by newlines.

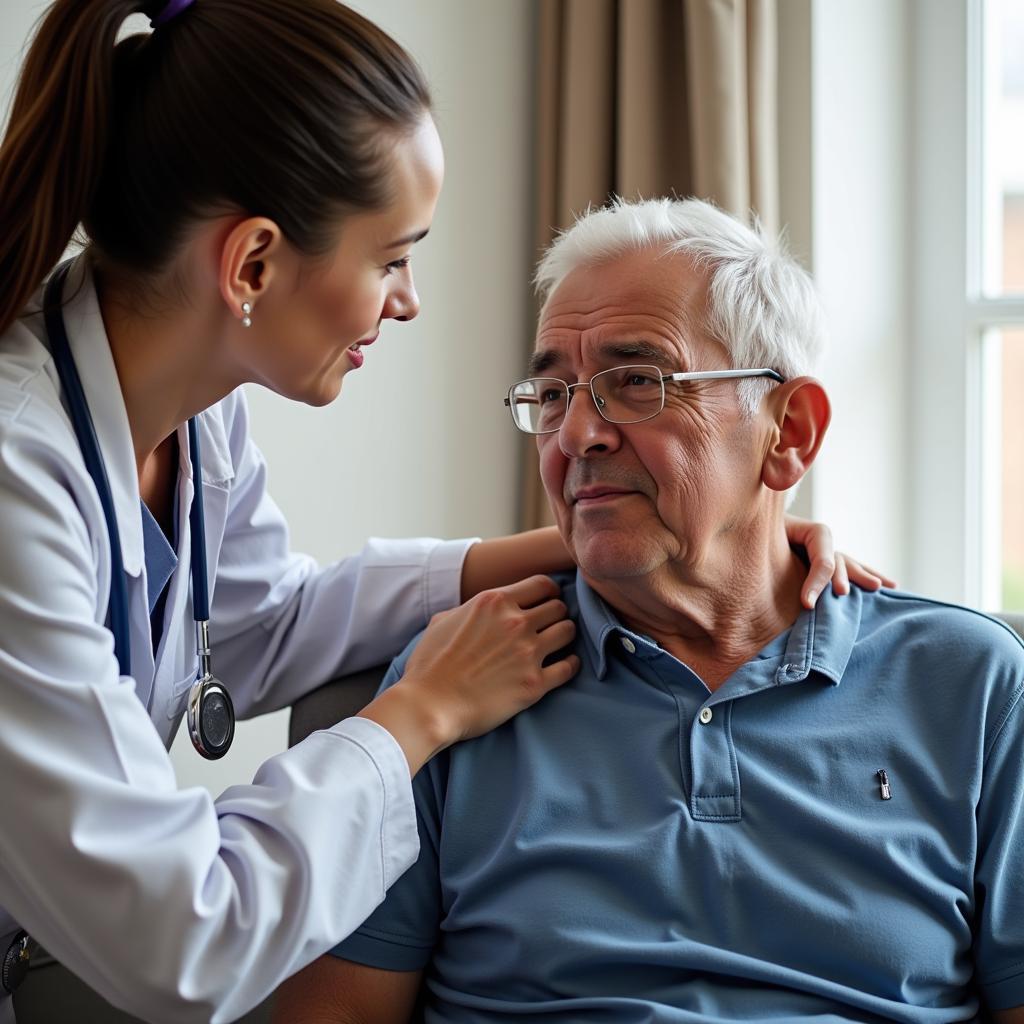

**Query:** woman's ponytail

left=0, top=0, right=141, bottom=335
left=0, top=0, right=431, bottom=337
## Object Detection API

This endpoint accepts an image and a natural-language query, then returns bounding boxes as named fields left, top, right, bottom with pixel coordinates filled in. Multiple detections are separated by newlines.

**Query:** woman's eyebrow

left=382, top=228, right=429, bottom=250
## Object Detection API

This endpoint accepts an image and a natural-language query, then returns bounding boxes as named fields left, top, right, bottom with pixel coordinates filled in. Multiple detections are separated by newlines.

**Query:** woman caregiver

left=0, top=0, right=887, bottom=1021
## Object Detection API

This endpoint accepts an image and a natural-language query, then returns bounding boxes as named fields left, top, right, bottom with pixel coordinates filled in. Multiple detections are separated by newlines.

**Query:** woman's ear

left=217, top=216, right=283, bottom=320
left=761, top=376, right=832, bottom=493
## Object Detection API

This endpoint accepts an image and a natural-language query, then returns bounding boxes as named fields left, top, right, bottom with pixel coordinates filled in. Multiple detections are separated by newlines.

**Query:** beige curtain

left=521, top=0, right=779, bottom=530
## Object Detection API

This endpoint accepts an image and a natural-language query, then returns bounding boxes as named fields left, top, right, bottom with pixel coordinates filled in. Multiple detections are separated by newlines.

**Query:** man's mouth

left=571, top=486, right=634, bottom=506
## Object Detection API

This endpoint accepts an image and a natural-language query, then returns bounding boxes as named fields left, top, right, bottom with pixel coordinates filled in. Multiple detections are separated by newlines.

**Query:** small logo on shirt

left=876, top=768, right=892, bottom=801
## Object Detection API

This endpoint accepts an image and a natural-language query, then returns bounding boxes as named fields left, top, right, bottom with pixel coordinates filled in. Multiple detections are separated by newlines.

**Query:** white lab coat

left=0, top=257, right=473, bottom=1023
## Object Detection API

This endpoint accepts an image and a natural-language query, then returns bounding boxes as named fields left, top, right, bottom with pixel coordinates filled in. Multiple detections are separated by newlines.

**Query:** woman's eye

left=385, top=255, right=412, bottom=274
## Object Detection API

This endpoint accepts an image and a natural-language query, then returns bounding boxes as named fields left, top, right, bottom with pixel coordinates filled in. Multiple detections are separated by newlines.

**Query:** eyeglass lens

left=509, top=365, right=664, bottom=433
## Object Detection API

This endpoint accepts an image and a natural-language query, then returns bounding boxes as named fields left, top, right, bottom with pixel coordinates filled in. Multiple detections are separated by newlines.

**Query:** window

left=974, top=0, right=1024, bottom=609
left=911, top=0, right=1024, bottom=611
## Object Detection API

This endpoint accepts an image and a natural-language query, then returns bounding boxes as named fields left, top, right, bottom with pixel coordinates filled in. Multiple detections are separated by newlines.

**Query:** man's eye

left=625, top=373, right=656, bottom=386
left=539, top=389, right=564, bottom=404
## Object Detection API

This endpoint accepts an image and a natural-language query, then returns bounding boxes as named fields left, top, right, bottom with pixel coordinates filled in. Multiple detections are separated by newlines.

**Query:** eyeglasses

left=504, top=364, right=786, bottom=435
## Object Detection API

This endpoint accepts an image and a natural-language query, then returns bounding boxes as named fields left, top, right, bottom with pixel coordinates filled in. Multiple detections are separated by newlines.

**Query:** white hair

left=535, top=197, right=826, bottom=414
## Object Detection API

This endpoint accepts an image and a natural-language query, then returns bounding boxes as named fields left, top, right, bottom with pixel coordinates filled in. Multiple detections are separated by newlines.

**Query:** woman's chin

left=307, top=374, right=345, bottom=407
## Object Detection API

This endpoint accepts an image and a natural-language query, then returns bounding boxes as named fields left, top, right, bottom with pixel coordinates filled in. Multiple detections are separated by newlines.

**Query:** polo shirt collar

left=574, top=571, right=863, bottom=687
left=774, top=583, right=863, bottom=687
left=577, top=577, right=671, bottom=679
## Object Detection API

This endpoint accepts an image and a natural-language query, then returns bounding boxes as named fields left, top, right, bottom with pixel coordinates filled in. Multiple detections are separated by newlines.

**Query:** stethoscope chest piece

left=187, top=613, right=234, bottom=760
left=1, top=931, right=29, bottom=994
left=187, top=673, right=235, bottom=760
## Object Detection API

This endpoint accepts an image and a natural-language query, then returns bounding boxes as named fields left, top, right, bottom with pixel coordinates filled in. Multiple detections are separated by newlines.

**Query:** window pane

left=982, top=0, right=1024, bottom=295
left=1002, top=329, right=1024, bottom=610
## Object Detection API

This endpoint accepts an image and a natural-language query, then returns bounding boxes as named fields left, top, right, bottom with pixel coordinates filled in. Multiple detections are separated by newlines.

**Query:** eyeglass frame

left=503, top=365, right=787, bottom=435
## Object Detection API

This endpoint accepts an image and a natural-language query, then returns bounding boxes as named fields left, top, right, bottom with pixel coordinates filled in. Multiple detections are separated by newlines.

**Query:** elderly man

left=275, top=199, right=1024, bottom=1023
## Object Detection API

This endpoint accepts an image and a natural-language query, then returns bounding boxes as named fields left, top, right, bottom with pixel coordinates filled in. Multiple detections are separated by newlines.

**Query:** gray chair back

left=994, top=611, right=1024, bottom=640
left=288, top=664, right=388, bottom=746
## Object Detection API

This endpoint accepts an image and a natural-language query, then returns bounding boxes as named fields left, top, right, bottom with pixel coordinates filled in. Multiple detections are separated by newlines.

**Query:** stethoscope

left=43, top=260, right=235, bottom=759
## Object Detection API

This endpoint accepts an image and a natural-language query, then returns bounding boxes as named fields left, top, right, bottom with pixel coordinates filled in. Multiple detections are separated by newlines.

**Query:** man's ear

left=217, top=217, right=284, bottom=320
left=761, top=376, right=831, bottom=493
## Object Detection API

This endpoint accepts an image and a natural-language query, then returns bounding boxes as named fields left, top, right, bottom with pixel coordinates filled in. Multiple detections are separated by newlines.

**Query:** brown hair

left=0, top=0, right=431, bottom=335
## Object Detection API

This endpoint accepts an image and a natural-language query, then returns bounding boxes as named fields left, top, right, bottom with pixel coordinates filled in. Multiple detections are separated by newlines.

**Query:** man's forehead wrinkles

left=539, top=300, right=691, bottom=332
left=529, top=338, right=689, bottom=378
left=533, top=317, right=693, bottom=368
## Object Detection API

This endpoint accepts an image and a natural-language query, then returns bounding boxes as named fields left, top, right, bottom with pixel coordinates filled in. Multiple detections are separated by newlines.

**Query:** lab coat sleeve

left=0, top=411, right=419, bottom=1023
left=208, top=390, right=476, bottom=718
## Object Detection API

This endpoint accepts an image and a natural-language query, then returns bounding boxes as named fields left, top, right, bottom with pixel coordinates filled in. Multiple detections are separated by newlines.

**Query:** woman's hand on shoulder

left=784, top=514, right=897, bottom=609
left=358, top=575, right=578, bottom=775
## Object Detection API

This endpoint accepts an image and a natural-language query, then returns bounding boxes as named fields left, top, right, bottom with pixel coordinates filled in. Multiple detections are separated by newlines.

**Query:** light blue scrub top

left=334, top=573, right=1024, bottom=1022
left=139, top=498, right=177, bottom=650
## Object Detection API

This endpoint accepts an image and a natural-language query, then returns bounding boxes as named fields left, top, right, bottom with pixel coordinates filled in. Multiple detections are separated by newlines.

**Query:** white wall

left=778, top=0, right=912, bottom=585
left=0, top=0, right=538, bottom=796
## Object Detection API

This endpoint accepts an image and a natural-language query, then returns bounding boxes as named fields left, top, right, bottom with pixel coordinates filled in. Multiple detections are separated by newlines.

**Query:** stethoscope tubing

left=44, top=261, right=134, bottom=677
left=42, top=259, right=232, bottom=758
left=186, top=417, right=210, bottom=621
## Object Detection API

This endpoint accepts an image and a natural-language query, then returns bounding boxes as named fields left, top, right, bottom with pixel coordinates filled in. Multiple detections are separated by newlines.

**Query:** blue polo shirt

left=333, top=573, right=1024, bottom=1022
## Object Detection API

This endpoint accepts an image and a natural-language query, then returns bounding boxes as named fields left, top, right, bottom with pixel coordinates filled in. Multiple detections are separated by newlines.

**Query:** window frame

left=911, top=0, right=1024, bottom=609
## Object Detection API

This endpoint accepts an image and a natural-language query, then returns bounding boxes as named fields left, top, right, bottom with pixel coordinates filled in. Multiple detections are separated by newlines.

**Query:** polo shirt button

left=620, top=637, right=636, bottom=654
left=699, top=707, right=713, bottom=725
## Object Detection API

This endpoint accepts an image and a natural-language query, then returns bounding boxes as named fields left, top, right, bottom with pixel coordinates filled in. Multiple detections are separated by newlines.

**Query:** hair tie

left=151, top=0, right=195, bottom=28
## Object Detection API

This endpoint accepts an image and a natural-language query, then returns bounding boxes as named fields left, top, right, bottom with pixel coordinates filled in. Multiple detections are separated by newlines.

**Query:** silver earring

left=241, top=301, right=253, bottom=328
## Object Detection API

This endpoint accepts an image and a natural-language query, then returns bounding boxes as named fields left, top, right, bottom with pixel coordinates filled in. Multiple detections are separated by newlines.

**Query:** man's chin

left=572, top=536, right=665, bottom=581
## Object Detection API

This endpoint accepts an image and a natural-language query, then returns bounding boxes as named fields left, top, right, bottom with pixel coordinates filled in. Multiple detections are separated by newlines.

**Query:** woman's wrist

left=460, top=527, right=571, bottom=601
left=356, top=680, right=452, bottom=776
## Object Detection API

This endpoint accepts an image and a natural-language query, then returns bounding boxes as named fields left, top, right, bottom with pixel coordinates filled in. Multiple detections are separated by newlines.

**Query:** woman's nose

left=383, top=269, right=420, bottom=322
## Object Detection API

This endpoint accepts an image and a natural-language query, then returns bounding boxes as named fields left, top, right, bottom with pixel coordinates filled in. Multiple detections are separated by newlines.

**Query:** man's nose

left=558, top=386, right=621, bottom=458
left=383, top=270, right=420, bottom=322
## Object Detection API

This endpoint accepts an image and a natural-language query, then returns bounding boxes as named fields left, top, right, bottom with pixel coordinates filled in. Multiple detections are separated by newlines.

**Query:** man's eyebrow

left=528, top=349, right=560, bottom=375
left=527, top=340, right=673, bottom=377
left=596, top=340, right=672, bottom=364
left=383, top=228, right=429, bottom=250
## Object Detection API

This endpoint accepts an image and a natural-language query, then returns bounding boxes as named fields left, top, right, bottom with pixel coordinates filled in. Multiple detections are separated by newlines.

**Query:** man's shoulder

left=854, top=589, right=1024, bottom=730
left=859, top=587, right=1024, bottom=656
left=378, top=571, right=583, bottom=699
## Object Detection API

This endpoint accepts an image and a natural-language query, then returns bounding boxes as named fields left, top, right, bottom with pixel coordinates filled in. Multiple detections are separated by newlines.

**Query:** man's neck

left=583, top=530, right=808, bottom=691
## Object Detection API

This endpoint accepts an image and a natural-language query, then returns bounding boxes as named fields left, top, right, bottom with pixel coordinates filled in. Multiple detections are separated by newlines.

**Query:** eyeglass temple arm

left=662, top=368, right=786, bottom=384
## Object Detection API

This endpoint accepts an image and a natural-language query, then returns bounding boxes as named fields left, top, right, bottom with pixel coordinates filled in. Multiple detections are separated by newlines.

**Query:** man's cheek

left=537, top=444, right=566, bottom=501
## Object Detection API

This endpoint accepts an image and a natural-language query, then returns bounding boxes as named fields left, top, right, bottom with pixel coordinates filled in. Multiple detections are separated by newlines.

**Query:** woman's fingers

left=525, top=598, right=569, bottom=632
left=541, top=654, right=581, bottom=689
left=500, top=573, right=561, bottom=608
left=537, top=618, right=577, bottom=658
left=842, top=556, right=897, bottom=590
left=831, top=554, right=851, bottom=596
left=800, top=562, right=834, bottom=609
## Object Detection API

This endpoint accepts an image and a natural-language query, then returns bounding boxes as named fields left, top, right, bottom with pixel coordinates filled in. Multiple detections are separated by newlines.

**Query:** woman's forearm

left=460, top=527, right=572, bottom=601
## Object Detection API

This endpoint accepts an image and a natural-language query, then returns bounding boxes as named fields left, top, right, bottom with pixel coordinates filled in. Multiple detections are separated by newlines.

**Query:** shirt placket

left=689, top=696, right=741, bottom=822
